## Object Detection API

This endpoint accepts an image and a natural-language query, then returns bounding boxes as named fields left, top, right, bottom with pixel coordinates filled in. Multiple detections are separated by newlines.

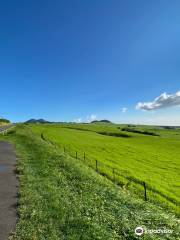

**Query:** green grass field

left=1, top=125, right=179, bottom=239
left=29, top=123, right=180, bottom=215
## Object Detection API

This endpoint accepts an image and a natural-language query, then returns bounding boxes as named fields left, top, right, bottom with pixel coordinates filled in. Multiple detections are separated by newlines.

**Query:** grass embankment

left=1, top=125, right=179, bottom=239
left=0, top=118, right=10, bottom=126
left=30, top=123, right=180, bottom=215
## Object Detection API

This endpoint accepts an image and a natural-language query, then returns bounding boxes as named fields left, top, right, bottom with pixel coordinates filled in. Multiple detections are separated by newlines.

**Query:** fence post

left=41, top=133, right=44, bottom=140
left=143, top=181, right=147, bottom=201
left=95, top=160, right=98, bottom=172
left=76, top=151, right=78, bottom=159
left=113, top=168, right=115, bottom=182
left=84, top=152, right=86, bottom=161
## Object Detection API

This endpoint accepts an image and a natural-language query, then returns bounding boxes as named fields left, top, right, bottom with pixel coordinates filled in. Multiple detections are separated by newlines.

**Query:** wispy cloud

left=73, top=118, right=82, bottom=123
left=86, top=114, right=97, bottom=123
left=136, top=91, right=180, bottom=111
left=121, top=107, right=127, bottom=113
left=74, top=114, right=97, bottom=123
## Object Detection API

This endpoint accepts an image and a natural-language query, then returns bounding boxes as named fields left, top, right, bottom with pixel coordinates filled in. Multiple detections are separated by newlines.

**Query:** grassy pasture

left=1, top=125, right=179, bottom=239
left=30, top=123, right=180, bottom=214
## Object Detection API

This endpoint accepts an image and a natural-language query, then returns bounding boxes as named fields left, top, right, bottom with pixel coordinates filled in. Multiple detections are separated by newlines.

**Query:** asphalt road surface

left=0, top=141, right=18, bottom=239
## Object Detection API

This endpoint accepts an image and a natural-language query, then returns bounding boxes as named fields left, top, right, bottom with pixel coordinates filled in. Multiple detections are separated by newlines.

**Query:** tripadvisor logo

left=135, top=226, right=173, bottom=236
left=135, top=227, right=144, bottom=236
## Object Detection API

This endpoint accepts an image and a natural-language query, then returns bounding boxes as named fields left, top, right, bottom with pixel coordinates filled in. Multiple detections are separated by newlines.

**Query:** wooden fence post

left=41, top=133, right=44, bottom=140
left=95, top=160, right=98, bottom=172
left=76, top=151, right=78, bottom=159
left=143, top=181, right=147, bottom=201
left=113, top=168, right=115, bottom=182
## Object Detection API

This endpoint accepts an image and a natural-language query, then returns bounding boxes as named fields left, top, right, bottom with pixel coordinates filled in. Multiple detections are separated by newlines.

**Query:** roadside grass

left=1, top=125, right=179, bottom=239
left=0, top=122, right=10, bottom=126
left=0, top=118, right=10, bottom=125
left=30, top=123, right=180, bottom=215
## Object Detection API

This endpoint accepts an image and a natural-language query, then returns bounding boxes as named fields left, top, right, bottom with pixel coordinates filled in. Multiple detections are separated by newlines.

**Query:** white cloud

left=86, top=114, right=97, bottom=123
left=136, top=91, right=180, bottom=111
left=73, top=114, right=98, bottom=123
left=121, top=107, right=127, bottom=113
left=74, top=118, right=82, bottom=123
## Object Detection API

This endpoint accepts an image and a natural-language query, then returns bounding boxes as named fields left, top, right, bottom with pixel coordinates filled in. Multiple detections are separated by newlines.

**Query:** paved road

left=0, top=141, right=18, bottom=239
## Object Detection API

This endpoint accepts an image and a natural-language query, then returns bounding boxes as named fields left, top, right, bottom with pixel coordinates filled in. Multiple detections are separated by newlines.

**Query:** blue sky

left=0, top=0, right=180, bottom=125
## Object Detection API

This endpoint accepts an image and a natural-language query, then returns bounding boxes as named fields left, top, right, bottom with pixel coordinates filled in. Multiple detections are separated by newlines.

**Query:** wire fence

left=40, top=132, right=180, bottom=213
left=1, top=128, right=178, bottom=212
left=41, top=133, right=149, bottom=202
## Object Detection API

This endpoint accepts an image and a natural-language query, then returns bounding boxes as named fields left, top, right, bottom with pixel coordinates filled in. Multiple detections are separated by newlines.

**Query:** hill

left=91, top=119, right=112, bottom=124
left=25, top=119, right=50, bottom=124
left=0, top=118, right=10, bottom=125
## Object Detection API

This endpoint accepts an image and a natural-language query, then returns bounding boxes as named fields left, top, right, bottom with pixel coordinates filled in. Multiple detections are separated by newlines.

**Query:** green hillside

left=30, top=123, right=180, bottom=215
left=1, top=125, right=179, bottom=239
left=0, top=118, right=10, bottom=126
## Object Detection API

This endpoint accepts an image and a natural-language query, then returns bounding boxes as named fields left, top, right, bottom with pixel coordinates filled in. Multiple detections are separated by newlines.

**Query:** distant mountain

left=91, top=119, right=112, bottom=124
left=25, top=119, right=50, bottom=124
